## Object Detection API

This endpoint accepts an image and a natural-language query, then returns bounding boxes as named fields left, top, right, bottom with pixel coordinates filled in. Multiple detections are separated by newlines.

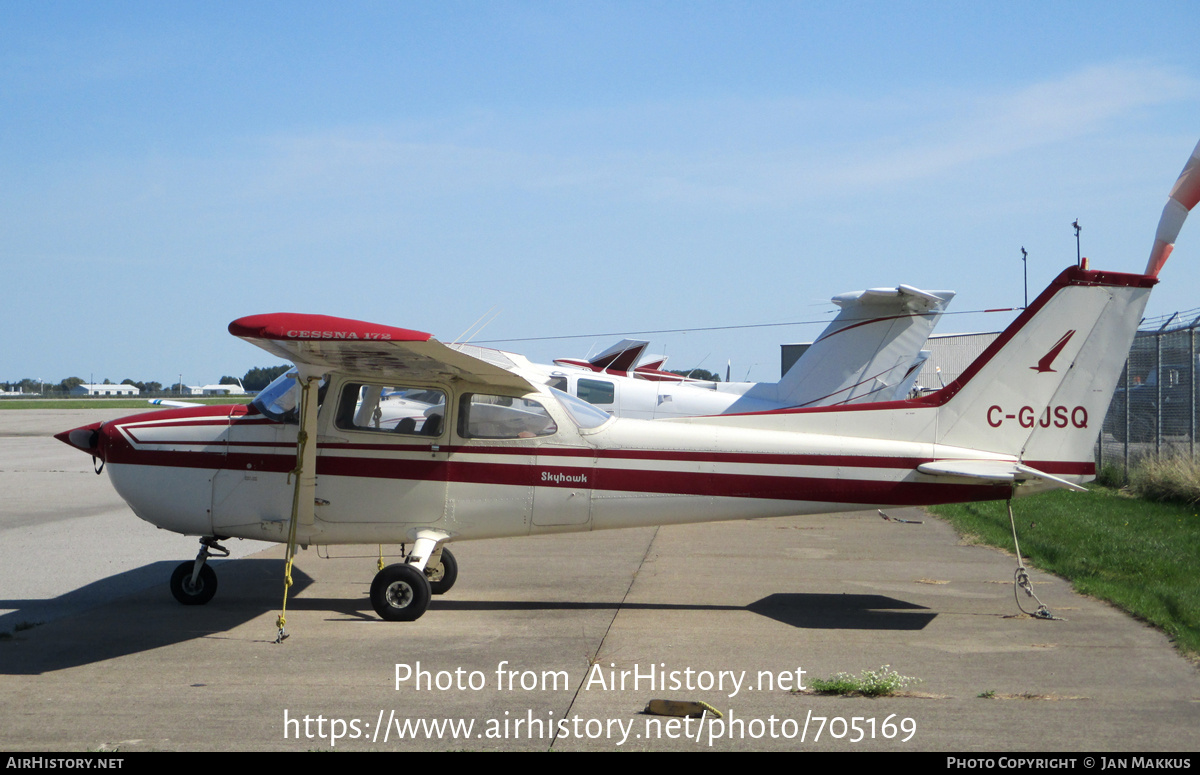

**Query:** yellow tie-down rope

left=276, top=377, right=315, bottom=644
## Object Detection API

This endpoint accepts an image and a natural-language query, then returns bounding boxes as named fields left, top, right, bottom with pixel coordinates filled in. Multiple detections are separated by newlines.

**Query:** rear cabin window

left=458, top=394, right=557, bottom=439
left=576, top=378, right=615, bottom=405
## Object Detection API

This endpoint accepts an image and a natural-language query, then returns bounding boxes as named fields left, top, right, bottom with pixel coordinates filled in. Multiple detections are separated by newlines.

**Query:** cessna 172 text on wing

left=57, top=139, right=1200, bottom=626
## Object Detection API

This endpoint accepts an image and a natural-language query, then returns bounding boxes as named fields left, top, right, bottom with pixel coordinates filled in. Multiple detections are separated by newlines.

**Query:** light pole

left=1072, top=219, right=1082, bottom=267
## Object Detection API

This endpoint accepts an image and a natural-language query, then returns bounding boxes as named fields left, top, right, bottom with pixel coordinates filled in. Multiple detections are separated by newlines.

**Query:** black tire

left=170, top=562, right=218, bottom=606
left=425, top=547, right=458, bottom=595
left=370, top=563, right=431, bottom=621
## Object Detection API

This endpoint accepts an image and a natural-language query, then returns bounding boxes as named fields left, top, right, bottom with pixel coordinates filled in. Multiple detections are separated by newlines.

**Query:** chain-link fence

left=1098, top=308, right=1200, bottom=473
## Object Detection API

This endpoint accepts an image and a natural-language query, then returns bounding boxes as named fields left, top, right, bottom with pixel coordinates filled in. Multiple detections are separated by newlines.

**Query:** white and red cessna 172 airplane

left=57, top=139, right=1199, bottom=624
left=542, top=283, right=954, bottom=418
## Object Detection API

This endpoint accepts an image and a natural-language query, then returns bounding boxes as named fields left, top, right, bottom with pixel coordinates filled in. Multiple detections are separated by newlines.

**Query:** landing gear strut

left=170, top=536, right=229, bottom=606
left=425, top=547, right=458, bottom=595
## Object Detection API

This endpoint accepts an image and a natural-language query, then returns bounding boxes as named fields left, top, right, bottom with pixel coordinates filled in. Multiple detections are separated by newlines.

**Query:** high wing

left=228, top=313, right=535, bottom=392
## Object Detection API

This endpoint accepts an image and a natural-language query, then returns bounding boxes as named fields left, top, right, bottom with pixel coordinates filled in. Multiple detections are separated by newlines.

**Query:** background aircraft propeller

left=1146, top=138, right=1200, bottom=278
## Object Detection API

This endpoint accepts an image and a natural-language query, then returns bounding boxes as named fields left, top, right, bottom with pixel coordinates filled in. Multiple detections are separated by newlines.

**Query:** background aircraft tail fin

left=776, top=284, right=954, bottom=407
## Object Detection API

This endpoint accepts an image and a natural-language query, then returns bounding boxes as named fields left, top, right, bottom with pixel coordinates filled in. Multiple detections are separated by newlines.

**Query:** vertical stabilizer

left=929, top=267, right=1154, bottom=470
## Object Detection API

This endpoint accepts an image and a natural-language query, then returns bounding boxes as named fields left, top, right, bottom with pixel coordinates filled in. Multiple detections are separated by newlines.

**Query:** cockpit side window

left=334, top=383, right=447, bottom=436
left=458, top=394, right=557, bottom=439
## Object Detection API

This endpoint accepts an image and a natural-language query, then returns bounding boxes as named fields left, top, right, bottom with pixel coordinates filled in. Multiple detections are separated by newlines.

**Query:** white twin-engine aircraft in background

left=57, top=138, right=1199, bottom=625
left=541, top=283, right=954, bottom=418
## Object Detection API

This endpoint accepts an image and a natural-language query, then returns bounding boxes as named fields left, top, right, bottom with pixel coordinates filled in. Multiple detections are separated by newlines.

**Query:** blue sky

left=3, top=2, right=1198, bottom=386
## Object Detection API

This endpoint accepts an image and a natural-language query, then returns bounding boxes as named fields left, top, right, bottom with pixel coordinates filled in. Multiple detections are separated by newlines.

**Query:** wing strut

left=275, top=369, right=323, bottom=644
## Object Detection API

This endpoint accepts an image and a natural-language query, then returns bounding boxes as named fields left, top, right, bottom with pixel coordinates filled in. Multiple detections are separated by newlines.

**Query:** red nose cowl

left=55, top=421, right=105, bottom=460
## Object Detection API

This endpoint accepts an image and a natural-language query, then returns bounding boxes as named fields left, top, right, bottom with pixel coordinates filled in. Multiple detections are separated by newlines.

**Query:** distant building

left=199, top=384, right=246, bottom=395
left=70, top=383, right=141, bottom=397
left=920, top=332, right=1000, bottom=388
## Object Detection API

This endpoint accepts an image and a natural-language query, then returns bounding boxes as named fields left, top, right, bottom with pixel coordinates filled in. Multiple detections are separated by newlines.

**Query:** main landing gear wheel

left=371, top=563, right=431, bottom=621
left=425, top=548, right=458, bottom=595
left=170, top=562, right=218, bottom=606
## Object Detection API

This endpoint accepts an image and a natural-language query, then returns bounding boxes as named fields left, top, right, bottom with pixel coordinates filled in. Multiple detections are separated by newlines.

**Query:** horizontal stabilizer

left=918, top=460, right=1087, bottom=492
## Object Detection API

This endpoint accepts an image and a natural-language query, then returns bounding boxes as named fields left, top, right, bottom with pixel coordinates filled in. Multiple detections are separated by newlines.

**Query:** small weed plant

left=809, top=665, right=920, bottom=697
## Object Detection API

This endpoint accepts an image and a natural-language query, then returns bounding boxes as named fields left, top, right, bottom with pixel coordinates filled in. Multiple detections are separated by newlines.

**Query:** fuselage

left=60, top=373, right=1021, bottom=549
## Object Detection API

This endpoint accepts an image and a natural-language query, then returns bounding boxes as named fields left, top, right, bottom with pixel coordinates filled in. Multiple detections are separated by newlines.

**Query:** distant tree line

left=241, top=365, right=291, bottom=391
left=3, top=365, right=291, bottom=396
left=667, top=368, right=722, bottom=382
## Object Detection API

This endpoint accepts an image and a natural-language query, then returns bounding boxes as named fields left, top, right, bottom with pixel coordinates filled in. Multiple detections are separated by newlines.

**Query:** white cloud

left=214, top=61, right=1194, bottom=213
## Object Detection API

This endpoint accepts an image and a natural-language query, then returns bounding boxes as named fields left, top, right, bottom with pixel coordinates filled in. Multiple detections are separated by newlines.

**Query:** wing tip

left=229, top=313, right=432, bottom=343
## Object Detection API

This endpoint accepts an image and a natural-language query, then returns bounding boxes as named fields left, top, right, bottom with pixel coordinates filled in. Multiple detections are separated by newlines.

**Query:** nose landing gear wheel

left=370, top=563, right=431, bottom=621
left=425, top=547, right=458, bottom=595
left=170, top=562, right=218, bottom=605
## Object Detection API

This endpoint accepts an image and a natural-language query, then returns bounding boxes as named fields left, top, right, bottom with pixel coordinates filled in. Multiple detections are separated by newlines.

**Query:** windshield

left=252, top=371, right=299, bottom=421
left=551, top=388, right=613, bottom=430
left=252, top=370, right=326, bottom=423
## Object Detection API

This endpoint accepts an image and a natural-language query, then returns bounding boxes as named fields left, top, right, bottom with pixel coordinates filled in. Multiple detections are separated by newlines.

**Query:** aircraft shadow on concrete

left=2, top=567, right=931, bottom=675
left=406, top=593, right=935, bottom=631
left=0, top=559, right=312, bottom=675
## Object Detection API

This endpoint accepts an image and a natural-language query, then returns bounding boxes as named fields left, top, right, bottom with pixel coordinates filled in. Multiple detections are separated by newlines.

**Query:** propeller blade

left=1146, top=138, right=1200, bottom=278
